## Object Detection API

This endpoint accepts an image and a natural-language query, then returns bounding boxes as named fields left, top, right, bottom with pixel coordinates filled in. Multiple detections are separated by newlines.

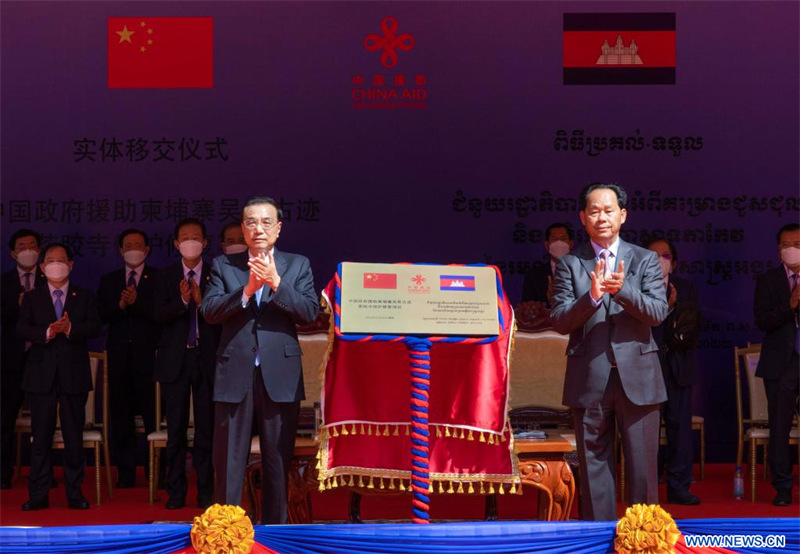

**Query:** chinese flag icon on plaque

left=108, top=17, right=213, bottom=88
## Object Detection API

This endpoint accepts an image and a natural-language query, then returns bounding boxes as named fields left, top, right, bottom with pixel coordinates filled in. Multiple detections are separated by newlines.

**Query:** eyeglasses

left=243, top=218, right=277, bottom=230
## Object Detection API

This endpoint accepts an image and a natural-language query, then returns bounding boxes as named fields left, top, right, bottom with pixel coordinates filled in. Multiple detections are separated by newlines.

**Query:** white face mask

left=780, top=246, right=800, bottom=267
left=547, top=240, right=570, bottom=259
left=16, top=249, right=39, bottom=268
left=44, top=262, right=70, bottom=281
left=123, top=250, right=147, bottom=267
left=223, top=244, right=248, bottom=255
left=178, top=240, right=204, bottom=260
left=659, top=258, right=672, bottom=278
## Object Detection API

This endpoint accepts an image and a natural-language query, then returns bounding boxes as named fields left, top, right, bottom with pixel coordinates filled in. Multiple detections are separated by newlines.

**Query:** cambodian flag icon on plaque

left=439, top=275, right=476, bottom=291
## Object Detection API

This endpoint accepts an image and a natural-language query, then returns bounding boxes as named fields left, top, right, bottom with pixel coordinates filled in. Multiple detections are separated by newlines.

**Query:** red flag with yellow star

left=107, top=17, right=213, bottom=88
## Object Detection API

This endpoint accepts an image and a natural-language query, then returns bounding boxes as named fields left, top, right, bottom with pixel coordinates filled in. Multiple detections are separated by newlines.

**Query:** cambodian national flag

left=440, top=275, right=476, bottom=291
left=363, top=272, right=397, bottom=289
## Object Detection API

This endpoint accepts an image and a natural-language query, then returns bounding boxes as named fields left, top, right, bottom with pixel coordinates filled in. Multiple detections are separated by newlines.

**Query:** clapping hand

left=48, top=312, right=70, bottom=337
left=119, top=285, right=137, bottom=309
left=601, top=260, right=625, bottom=296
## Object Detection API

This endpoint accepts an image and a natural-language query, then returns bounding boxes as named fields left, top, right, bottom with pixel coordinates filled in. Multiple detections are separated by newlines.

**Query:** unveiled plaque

left=339, top=262, right=499, bottom=335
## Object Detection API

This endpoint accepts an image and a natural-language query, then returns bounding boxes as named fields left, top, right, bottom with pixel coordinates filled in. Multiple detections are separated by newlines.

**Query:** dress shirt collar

left=182, top=260, right=203, bottom=281
left=589, top=238, right=620, bottom=261
left=248, top=248, right=275, bottom=261
left=125, top=264, right=144, bottom=284
left=47, top=281, right=69, bottom=298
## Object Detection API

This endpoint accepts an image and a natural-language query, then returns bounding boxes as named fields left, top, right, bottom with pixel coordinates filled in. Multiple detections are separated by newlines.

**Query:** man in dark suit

left=0, top=229, right=46, bottom=489
left=201, top=196, right=318, bottom=524
left=648, top=239, right=701, bottom=505
left=17, top=243, right=101, bottom=510
left=754, top=222, right=800, bottom=507
left=153, top=218, right=220, bottom=509
left=1, top=228, right=45, bottom=489
left=97, top=228, right=161, bottom=488
left=551, top=183, right=667, bottom=521
left=521, top=222, right=574, bottom=307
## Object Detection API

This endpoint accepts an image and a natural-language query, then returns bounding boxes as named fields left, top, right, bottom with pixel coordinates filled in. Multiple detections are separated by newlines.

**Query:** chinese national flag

left=108, top=17, right=213, bottom=88
left=363, top=273, right=397, bottom=289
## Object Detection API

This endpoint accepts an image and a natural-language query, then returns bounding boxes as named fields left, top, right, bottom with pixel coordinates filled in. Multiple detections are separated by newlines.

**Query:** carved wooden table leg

left=484, top=494, right=498, bottom=521
left=517, top=458, right=575, bottom=521
left=244, top=456, right=262, bottom=523
left=287, top=455, right=317, bottom=524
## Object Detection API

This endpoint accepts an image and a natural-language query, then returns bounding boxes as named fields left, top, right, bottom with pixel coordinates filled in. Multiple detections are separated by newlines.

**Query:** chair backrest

left=86, top=351, right=107, bottom=427
left=299, top=332, right=329, bottom=409
left=742, top=347, right=768, bottom=423
left=734, top=343, right=767, bottom=442
left=509, top=330, right=569, bottom=411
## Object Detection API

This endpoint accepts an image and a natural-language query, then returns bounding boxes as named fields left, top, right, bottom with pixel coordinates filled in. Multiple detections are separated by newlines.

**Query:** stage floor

left=0, top=463, right=797, bottom=527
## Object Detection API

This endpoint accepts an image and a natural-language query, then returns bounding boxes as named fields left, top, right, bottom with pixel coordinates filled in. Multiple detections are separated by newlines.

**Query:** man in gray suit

left=550, top=183, right=668, bottom=520
left=200, top=196, right=318, bottom=523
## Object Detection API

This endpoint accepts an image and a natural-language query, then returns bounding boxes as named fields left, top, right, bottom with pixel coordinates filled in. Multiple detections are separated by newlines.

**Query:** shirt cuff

left=591, top=294, right=603, bottom=307
left=241, top=291, right=251, bottom=308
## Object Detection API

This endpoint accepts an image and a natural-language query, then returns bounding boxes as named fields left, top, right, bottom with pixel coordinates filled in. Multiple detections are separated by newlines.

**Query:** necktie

left=53, top=289, right=64, bottom=319
left=127, top=270, right=137, bottom=288
left=599, top=249, right=613, bottom=279
left=254, top=285, right=264, bottom=366
left=186, top=270, right=198, bottom=347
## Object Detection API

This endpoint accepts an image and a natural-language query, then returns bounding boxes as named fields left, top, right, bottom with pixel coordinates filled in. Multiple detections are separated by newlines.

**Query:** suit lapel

left=140, top=265, right=154, bottom=291
left=63, top=285, right=78, bottom=315
left=578, top=243, right=597, bottom=280
left=38, top=285, right=58, bottom=321
left=200, top=260, right=212, bottom=293
left=229, top=253, right=249, bottom=288
left=616, top=240, right=634, bottom=277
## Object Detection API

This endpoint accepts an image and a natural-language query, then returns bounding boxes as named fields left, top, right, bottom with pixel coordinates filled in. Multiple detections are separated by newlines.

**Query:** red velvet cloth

left=319, top=269, right=519, bottom=485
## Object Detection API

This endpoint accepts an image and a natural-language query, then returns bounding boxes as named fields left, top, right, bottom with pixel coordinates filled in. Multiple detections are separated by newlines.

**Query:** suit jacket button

left=251, top=347, right=257, bottom=353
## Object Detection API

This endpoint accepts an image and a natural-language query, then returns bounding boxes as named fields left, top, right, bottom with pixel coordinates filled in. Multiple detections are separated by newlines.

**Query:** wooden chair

left=14, top=352, right=112, bottom=505
left=734, top=343, right=800, bottom=501
left=147, top=381, right=194, bottom=504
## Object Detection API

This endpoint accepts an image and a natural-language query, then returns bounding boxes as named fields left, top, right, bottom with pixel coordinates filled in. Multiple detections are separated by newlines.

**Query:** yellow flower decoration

left=190, top=504, right=255, bottom=554
left=614, top=504, right=681, bottom=554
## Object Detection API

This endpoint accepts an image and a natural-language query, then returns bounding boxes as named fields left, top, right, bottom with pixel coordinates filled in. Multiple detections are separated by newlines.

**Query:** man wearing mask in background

left=754, top=222, right=800, bottom=507
left=1, top=229, right=45, bottom=489
left=97, top=229, right=161, bottom=488
left=522, top=223, right=574, bottom=307
left=153, top=218, right=220, bottom=509
left=647, top=238, right=701, bottom=506
left=17, top=243, right=101, bottom=510
left=220, top=222, right=248, bottom=256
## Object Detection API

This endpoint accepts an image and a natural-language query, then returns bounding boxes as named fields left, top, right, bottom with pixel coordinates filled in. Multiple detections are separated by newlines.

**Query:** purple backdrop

left=2, top=1, right=798, bottom=462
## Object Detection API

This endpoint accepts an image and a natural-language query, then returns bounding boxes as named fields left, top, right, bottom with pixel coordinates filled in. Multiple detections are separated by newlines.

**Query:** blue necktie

left=187, top=270, right=198, bottom=347
left=254, top=285, right=264, bottom=366
left=53, top=289, right=63, bottom=319
left=23, top=272, right=32, bottom=292
left=127, top=270, right=137, bottom=288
